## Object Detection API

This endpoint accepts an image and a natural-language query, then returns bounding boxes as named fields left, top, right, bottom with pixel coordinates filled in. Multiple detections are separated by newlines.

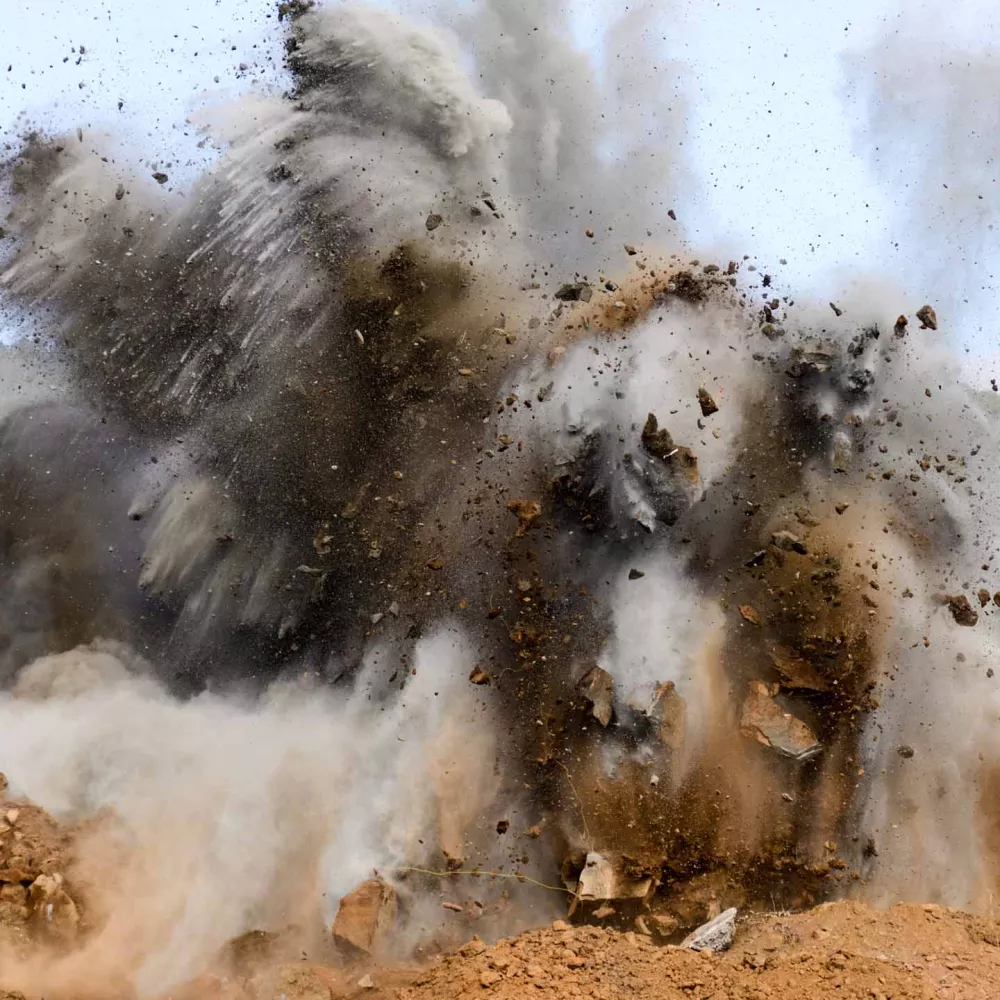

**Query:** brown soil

left=382, top=902, right=1000, bottom=1000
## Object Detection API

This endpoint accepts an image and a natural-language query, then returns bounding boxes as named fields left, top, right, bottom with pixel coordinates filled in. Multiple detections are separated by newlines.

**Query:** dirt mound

left=391, top=902, right=1000, bottom=1000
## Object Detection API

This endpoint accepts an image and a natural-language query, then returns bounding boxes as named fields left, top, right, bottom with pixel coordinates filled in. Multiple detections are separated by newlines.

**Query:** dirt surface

left=384, top=902, right=1000, bottom=1000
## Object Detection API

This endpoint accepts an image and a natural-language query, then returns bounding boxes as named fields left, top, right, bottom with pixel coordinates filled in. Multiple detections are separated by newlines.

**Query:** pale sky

left=3, top=0, right=1000, bottom=381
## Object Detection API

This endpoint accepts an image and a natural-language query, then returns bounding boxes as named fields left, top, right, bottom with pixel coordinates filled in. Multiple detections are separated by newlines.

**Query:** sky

left=3, top=0, right=1000, bottom=381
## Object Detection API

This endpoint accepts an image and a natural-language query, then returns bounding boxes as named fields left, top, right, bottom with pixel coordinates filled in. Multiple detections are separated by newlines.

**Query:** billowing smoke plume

left=1, top=1, right=999, bottom=997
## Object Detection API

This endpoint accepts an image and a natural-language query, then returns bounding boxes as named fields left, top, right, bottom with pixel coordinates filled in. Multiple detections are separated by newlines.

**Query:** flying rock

left=740, top=681, right=822, bottom=761
left=697, top=386, right=719, bottom=417
left=555, top=281, right=593, bottom=303
left=332, top=879, right=398, bottom=957
left=771, top=530, right=807, bottom=555
left=916, top=304, right=938, bottom=330
left=579, top=665, right=614, bottom=727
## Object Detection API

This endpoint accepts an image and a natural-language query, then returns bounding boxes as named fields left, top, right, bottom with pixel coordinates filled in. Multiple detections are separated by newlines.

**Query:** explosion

left=1, top=1, right=999, bottom=997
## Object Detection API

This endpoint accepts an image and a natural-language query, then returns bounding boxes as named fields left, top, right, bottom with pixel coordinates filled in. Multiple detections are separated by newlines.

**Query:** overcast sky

left=4, top=0, right=1000, bottom=381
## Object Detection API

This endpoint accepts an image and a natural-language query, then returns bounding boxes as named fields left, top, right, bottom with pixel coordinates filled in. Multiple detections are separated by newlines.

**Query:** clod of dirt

left=507, top=498, right=541, bottom=537
left=945, top=594, right=979, bottom=626
left=916, top=304, right=938, bottom=330
left=697, top=386, right=718, bottom=417
left=978, top=588, right=991, bottom=607
left=681, top=907, right=737, bottom=953
left=894, top=314, right=908, bottom=337
left=771, top=530, right=807, bottom=554
left=554, top=282, right=592, bottom=303
left=740, top=681, right=822, bottom=761
left=579, top=666, right=614, bottom=727
left=331, top=878, right=398, bottom=957
left=425, top=213, right=443, bottom=231
left=469, top=668, right=490, bottom=685
left=898, top=745, right=915, bottom=759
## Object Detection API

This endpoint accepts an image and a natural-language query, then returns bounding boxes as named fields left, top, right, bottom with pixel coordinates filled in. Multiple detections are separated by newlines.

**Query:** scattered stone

left=357, top=975, right=374, bottom=989
left=469, top=668, right=490, bottom=685
left=771, top=530, right=807, bottom=555
left=978, top=588, right=991, bottom=608
left=769, top=645, right=830, bottom=692
left=628, top=568, right=645, bottom=580
left=829, top=302, right=843, bottom=317
left=916, top=304, right=938, bottom=330
left=682, top=907, right=738, bottom=953
left=794, top=507, right=821, bottom=527
left=745, top=550, right=766, bottom=568
left=579, top=665, right=614, bottom=727
left=945, top=594, right=979, bottom=626
left=894, top=315, right=908, bottom=337
left=739, top=604, right=763, bottom=627
left=332, top=879, right=398, bottom=957
left=27, top=874, right=79, bottom=944
left=496, top=819, right=509, bottom=835
left=668, top=209, right=677, bottom=220
left=897, top=745, right=915, bottom=759
left=442, top=902, right=463, bottom=913
left=697, top=386, right=719, bottom=417
left=152, top=171, right=168, bottom=184
left=425, top=214, right=443, bottom=231
left=624, top=244, right=637, bottom=255
left=585, top=228, right=595, bottom=238
left=835, top=502, right=850, bottom=515
left=115, top=182, right=125, bottom=201
left=740, top=681, right=822, bottom=761
left=554, top=282, right=593, bottom=303
left=649, top=680, right=686, bottom=750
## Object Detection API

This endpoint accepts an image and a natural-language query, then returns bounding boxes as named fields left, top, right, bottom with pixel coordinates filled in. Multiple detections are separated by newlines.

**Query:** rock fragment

left=572, top=852, right=654, bottom=903
left=769, top=645, right=829, bottom=692
left=944, top=594, right=979, bottom=626
left=894, top=314, right=908, bottom=337
left=739, top=604, right=763, bottom=627
left=916, top=304, right=938, bottom=330
left=554, top=282, right=592, bottom=303
left=740, top=681, right=822, bottom=761
left=771, top=530, right=807, bottom=554
left=332, top=879, right=398, bottom=957
left=682, top=907, right=738, bottom=953
left=425, top=213, right=443, bottom=231
left=580, top=666, right=614, bottom=727
left=507, top=498, right=541, bottom=537
left=697, top=386, right=719, bottom=417
left=978, top=588, right=991, bottom=608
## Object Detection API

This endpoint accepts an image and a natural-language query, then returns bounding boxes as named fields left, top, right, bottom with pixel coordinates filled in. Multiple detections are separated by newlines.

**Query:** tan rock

left=332, top=879, right=398, bottom=957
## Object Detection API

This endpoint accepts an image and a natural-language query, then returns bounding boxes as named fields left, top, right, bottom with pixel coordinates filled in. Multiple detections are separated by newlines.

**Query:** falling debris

left=697, top=386, right=719, bottom=417
left=769, top=645, right=829, bottom=692
left=554, top=281, right=592, bottom=303
left=894, top=314, right=908, bottom=337
left=978, top=588, right=991, bottom=607
left=623, top=244, right=637, bottom=256
left=425, top=213, right=443, bottom=231
left=829, top=302, right=843, bottom=317
left=579, top=665, right=614, bottom=727
left=740, top=681, right=822, bottom=761
left=916, top=304, right=938, bottom=330
left=771, top=530, right=807, bottom=555
left=152, top=171, right=168, bottom=184
left=681, top=907, right=738, bottom=953
left=332, top=879, right=398, bottom=957
left=469, top=667, right=490, bottom=685
left=739, top=604, right=763, bottom=627
left=943, top=594, right=979, bottom=626
left=628, top=568, right=645, bottom=580
left=507, top=498, right=541, bottom=537
left=897, top=745, right=915, bottom=759
left=649, top=680, right=686, bottom=750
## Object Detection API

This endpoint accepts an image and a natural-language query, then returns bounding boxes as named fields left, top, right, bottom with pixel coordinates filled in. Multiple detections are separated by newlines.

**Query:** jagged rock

left=769, top=646, right=829, bottom=692
left=572, top=852, right=654, bottom=902
left=682, top=907, right=738, bottom=952
left=697, top=387, right=719, bottom=417
left=554, top=282, right=592, bottom=303
left=650, top=681, right=686, bottom=750
left=740, top=681, right=822, bottom=761
left=332, top=879, right=398, bottom=957
left=579, top=666, right=614, bottom=727
left=27, top=873, right=79, bottom=944
left=894, top=315, right=908, bottom=337
left=832, top=434, right=852, bottom=473
left=916, top=304, right=937, bottom=330
left=945, top=594, right=979, bottom=626
left=425, top=214, right=443, bottom=231
left=786, top=339, right=837, bottom=377
left=978, top=588, right=991, bottom=608
left=771, top=530, right=807, bottom=554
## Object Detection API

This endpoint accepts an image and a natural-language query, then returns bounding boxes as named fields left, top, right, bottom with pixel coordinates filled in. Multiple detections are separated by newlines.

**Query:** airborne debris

left=554, top=281, right=592, bottom=303
left=579, top=665, right=614, bottom=727
left=152, top=171, right=168, bottom=184
left=769, top=645, right=829, bottom=692
left=623, top=244, right=637, bottom=255
left=425, top=213, right=443, bottom=231
left=829, top=302, right=843, bottom=317
left=944, top=594, right=979, bottom=626
left=507, top=498, right=541, bottom=537
left=739, top=604, right=763, bottom=627
left=682, top=907, right=737, bottom=953
left=897, top=745, right=915, bottom=759
left=771, top=530, right=807, bottom=555
left=740, top=681, right=822, bottom=761
left=572, top=852, right=654, bottom=903
left=894, top=314, right=908, bottom=337
left=697, top=386, right=719, bottom=417
left=628, top=568, right=645, bottom=580
left=916, top=304, right=938, bottom=330
left=469, top=667, right=490, bottom=685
